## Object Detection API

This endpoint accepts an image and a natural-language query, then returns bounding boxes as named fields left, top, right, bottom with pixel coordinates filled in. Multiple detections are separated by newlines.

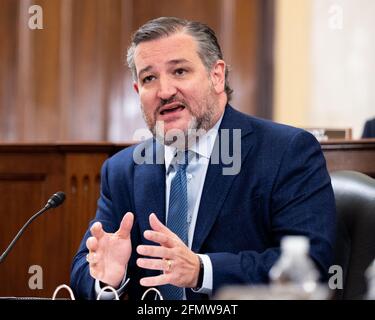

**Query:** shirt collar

left=164, top=114, right=224, bottom=172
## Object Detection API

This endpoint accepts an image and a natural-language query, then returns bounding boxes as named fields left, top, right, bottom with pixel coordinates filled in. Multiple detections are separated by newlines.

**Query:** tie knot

left=173, top=150, right=191, bottom=170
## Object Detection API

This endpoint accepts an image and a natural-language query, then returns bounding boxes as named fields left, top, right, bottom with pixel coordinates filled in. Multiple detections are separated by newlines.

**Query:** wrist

left=102, top=265, right=127, bottom=289
left=100, top=279, right=121, bottom=289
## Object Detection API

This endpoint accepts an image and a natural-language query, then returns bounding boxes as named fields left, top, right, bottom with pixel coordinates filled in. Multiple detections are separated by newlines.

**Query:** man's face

left=133, top=32, right=225, bottom=144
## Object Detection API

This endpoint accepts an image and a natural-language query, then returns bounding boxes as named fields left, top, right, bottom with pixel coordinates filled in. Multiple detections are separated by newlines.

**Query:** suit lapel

left=192, top=105, right=254, bottom=253
left=134, top=140, right=166, bottom=236
left=132, top=106, right=255, bottom=251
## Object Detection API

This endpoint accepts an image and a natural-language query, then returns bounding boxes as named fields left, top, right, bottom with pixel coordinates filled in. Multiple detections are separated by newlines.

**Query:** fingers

left=149, top=213, right=172, bottom=235
left=137, top=258, right=174, bottom=274
left=86, top=236, right=98, bottom=252
left=86, top=252, right=100, bottom=264
left=86, top=234, right=100, bottom=278
left=137, top=244, right=169, bottom=259
left=86, top=236, right=100, bottom=264
left=144, top=230, right=175, bottom=248
left=117, top=212, right=134, bottom=239
left=136, top=258, right=165, bottom=271
left=140, top=274, right=169, bottom=287
left=88, top=258, right=102, bottom=280
left=90, top=222, right=104, bottom=240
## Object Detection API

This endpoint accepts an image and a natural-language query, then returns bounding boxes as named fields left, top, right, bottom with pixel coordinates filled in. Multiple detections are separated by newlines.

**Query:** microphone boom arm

left=0, top=191, right=65, bottom=264
left=0, top=206, right=48, bottom=263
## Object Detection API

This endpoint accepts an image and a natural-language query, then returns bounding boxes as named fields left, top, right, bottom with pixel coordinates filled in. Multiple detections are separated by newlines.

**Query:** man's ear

left=210, top=60, right=226, bottom=94
left=133, top=82, right=139, bottom=94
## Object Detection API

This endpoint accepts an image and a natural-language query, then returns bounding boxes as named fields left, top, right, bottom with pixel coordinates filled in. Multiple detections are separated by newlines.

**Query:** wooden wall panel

left=0, top=0, right=133, bottom=142
left=0, top=0, right=20, bottom=141
left=68, top=0, right=105, bottom=140
left=65, top=153, right=107, bottom=259
left=0, top=145, right=112, bottom=297
left=0, top=0, right=273, bottom=142
left=220, top=0, right=259, bottom=115
left=131, top=0, right=221, bottom=29
left=0, top=179, right=45, bottom=294
left=29, top=0, right=62, bottom=141
left=0, top=152, right=66, bottom=297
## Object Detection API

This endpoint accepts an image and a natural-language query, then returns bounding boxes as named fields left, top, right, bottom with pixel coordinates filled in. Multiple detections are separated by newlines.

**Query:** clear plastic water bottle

left=365, top=260, right=375, bottom=299
left=269, top=236, right=320, bottom=297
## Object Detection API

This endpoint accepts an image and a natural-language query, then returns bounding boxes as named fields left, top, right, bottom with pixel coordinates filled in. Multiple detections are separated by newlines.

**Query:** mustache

left=156, top=96, right=189, bottom=114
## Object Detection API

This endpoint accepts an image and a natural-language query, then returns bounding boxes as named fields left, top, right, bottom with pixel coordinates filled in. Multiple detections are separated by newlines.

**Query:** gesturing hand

left=136, top=213, right=200, bottom=288
left=86, top=212, right=134, bottom=288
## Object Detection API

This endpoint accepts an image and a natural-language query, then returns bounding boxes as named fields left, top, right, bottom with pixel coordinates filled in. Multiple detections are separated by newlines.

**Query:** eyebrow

left=137, top=59, right=191, bottom=79
left=138, top=66, right=153, bottom=79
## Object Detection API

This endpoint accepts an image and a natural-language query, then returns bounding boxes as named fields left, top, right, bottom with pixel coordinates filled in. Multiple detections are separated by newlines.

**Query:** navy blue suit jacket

left=71, top=105, right=336, bottom=300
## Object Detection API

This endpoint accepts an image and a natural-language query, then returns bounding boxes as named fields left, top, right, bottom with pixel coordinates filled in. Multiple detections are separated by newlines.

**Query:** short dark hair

left=127, top=16, right=233, bottom=101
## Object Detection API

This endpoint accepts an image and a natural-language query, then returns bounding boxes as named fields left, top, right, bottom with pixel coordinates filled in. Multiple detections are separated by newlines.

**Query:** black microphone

left=45, top=191, right=66, bottom=209
left=0, top=191, right=66, bottom=263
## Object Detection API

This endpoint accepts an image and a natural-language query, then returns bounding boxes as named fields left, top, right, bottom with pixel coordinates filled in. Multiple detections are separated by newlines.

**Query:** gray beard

left=154, top=117, right=198, bottom=149
left=141, top=100, right=217, bottom=149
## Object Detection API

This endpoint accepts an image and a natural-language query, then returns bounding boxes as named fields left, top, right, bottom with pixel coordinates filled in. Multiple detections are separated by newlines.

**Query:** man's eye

left=174, top=68, right=187, bottom=76
left=142, top=75, right=155, bottom=84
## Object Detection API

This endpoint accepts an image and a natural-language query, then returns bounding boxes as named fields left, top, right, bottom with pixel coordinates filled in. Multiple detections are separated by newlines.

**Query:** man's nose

left=156, top=76, right=177, bottom=100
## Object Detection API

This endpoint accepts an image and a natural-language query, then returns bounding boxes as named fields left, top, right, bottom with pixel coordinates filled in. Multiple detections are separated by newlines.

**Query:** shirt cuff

left=191, top=254, right=213, bottom=295
left=94, top=268, right=129, bottom=300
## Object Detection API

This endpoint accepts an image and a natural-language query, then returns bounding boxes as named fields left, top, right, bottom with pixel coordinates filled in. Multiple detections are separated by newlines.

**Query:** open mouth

left=159, top=105, right=185, bottom=115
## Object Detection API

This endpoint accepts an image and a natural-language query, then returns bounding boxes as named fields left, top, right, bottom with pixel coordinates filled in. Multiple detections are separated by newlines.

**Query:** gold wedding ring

left=165, top=259, right=172, bottom=272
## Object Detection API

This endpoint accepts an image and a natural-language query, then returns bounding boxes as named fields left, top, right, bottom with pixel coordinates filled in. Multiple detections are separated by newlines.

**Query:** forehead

left=134, top=32, right=202, bottom=70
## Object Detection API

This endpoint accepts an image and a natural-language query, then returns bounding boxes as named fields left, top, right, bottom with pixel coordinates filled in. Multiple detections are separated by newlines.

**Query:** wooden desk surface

left=321, top=139, right=375, bottom=177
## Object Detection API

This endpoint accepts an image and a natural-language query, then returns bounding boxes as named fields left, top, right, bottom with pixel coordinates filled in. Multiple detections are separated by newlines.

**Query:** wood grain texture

left=0, top=145, right=111, bottom=297
left=0, top=0, right=273, bottom=142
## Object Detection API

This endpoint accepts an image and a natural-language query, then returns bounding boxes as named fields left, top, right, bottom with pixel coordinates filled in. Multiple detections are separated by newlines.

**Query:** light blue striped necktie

left=160, top=150, right=190, bottom=300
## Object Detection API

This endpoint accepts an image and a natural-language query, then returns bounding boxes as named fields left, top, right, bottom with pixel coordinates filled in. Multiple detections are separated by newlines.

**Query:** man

left=70, top=17, right=336, bottom=300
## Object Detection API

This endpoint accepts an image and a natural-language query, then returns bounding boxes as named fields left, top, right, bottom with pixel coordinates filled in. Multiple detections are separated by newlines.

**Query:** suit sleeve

left=207, top=131, right=336, bottom=294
